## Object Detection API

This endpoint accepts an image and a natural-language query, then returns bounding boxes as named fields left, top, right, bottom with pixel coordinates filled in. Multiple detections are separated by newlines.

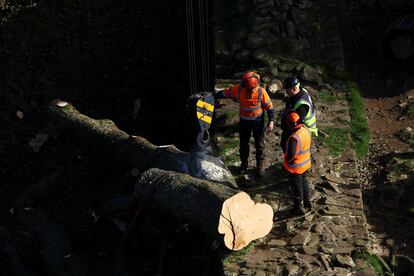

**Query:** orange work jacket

left=283, top=126, right=311, bottom=174
left=223, top=84, right=273, bottom=120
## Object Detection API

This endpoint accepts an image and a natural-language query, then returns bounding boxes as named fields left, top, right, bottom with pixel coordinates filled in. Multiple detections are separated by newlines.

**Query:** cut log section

left=135, top=168, right=273, bottom=250
left=48, top=100, right=236, bottom=187
left=219, top=192, right=274, bottom=250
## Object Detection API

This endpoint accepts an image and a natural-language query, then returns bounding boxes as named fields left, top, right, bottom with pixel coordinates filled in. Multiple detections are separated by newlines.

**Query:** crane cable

left=186, top=0, right=211, bottom=93
left=185, top=0, right=197, bottom=94
left=198, top=0, right=210, bottom=92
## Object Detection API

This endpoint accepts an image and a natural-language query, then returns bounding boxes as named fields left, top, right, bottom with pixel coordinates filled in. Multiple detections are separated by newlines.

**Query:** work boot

left=291, top=200, right=306, bottom=216
left=256, top=160, right=266, bottom=178
left=304, top=198, right=312, bottom=210
left=239, top=160, right=248, bottom=174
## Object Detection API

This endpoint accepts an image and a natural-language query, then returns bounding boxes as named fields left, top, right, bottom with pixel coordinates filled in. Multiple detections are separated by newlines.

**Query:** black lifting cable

left=186, top=0, right=211, bottom=94
left=198, top=0, right=206, bottom=92
left=204, top=0, right=211, bottom=92
left=198, top=0, right=210, bottom=92
left=185, top=0, right=197, bottom=94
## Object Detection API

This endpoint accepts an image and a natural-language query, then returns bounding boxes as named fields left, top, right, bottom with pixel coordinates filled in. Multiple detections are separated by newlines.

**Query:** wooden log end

left=50, top=99, right=68, bottom=107
left=218, top=192, right=274, bottom=251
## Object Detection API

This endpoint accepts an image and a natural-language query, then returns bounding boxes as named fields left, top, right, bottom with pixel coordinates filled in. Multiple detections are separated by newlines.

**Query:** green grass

left=322, top=127, right=350, bottom=157
left=222, top=242, right=256, bottom=265
left=353, top=251, right=385, bottom=276
left=348, top=82, right=370, bottom=159
left=223, top=110, right=239, bottom=120
left=318, top=89, right=337, bottom=104
left=407, top=103, right=414, bottom=119
left=398, top=128, right=414, bottom=145
left=216, top=137, right=240, bottom=165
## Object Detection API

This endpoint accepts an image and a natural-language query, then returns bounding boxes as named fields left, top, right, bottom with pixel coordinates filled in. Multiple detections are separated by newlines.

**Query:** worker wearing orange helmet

left=283, top=111, right=312, bottom=215
left=215, top=71, right=274, bottom=177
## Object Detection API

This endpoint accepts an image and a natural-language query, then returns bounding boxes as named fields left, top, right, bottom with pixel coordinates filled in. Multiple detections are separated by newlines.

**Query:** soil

left=362, top=89, right=414, bottom=260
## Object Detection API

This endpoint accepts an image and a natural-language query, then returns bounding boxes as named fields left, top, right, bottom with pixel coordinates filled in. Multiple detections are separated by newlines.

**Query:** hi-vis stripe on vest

left=283, top=127, right=311, bottom=174
left=291, top=88, right=318, bottom=137
left=237, top=86, right=263, bottom=120
left=196, top=99, right=214, bottom=124
left=223, top=84, right=273, bottom=120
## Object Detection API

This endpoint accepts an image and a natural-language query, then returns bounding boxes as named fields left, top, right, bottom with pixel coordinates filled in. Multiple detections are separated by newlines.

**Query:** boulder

left=268, top=79, right=283, bottom=94
left=301, top=65, right=323, bottom=83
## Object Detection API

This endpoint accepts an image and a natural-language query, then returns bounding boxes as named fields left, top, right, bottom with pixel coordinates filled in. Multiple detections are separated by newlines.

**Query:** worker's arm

left=286, top=137, right=298, bottom=164
left=295, top=104, right=309, bottom=121
left=214, top=85, right=237, bottom=99
left=261, top=90, right=274, bottom=132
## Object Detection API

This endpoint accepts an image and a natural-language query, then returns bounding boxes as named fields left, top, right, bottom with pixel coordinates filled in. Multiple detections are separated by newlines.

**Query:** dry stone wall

left=214, top=0, right=346, bottom=85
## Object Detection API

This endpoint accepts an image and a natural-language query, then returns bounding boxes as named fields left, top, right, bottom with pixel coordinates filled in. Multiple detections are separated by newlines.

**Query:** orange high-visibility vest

left=283, top=127, right=311, bottom=174
left=223, top=84, right=273, bottom=120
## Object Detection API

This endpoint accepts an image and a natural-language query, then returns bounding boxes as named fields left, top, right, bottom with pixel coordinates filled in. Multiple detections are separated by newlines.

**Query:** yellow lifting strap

left=196, top=99, right=214, bottom=112
left=197, top=111, right=212, bottom=124
left=196, top=99, right=214, bottom=124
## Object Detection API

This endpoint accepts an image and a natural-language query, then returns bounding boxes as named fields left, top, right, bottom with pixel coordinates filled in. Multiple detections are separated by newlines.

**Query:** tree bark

left=135, top=168, right=274, bottom=250
left=47, top=101, right=273, bottom=250
left=47, top=100, right=236, bottom=187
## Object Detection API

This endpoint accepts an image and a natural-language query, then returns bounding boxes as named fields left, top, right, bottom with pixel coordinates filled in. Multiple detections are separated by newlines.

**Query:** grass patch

left=318, top=89, right=337, bottom=104
left=353, top=251, right=385, bottom=276
left=348, top=82, right=370, bottom=159
left=224, top=151, right=240, bottom=165
left=223, top=110, right=239, bottom=121
left=216, top=136, right=240, bottom=165
left=322, top=127, right=350, bottom=157
left=222, top=242, right=256, bottom=265
left=406, top=103, right=414, bottom=119
left=398, top=127, right=414, bottom=146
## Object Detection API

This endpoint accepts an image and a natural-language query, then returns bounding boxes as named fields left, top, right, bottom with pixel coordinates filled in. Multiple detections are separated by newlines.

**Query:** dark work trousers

left=239, top=119, right=265, bottom=164
left=289, top=171, right=310, bottom=202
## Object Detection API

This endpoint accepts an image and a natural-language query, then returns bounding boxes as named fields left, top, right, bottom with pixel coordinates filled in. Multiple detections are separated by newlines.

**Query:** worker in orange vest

left=283, top=111, right=312, bottom=215
left=215, top=71, right=274, bottom=177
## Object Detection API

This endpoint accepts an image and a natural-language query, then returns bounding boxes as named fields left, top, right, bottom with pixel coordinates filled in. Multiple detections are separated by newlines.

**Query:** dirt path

left=362, top=89, right=414, bottom=259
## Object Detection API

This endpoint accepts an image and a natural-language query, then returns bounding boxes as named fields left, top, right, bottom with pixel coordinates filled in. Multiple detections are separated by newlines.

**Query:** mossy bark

left=48, top=102, right=190, bottom=173
left=135, top=168, right=238, bottom=238
left=135, top=168, right=274, bottom=250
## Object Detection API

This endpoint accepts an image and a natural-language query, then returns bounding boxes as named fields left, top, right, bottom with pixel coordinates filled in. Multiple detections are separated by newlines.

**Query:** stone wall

left=213, top=0, right=346, bottom=85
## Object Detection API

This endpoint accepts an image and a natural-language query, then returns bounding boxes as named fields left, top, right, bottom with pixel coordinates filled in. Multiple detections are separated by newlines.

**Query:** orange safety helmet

left=241, top=71, right=260, bottom=89
left=286, top=112, right=303, bottom=130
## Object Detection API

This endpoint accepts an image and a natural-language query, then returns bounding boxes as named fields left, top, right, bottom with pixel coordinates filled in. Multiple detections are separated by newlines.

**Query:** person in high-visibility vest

left=215, top=71, right=274, bottom=177
left=283, top=111, right=312, bottom=215
left=280, top=76, right=318, bottom=153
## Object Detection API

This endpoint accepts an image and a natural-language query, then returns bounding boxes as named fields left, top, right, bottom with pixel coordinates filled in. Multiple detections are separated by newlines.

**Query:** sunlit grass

left=348, top=82, right=370, bottom=159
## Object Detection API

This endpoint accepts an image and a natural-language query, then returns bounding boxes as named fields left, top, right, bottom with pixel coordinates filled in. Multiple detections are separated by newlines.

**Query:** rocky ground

left=214, top=80, right=414, bottom=275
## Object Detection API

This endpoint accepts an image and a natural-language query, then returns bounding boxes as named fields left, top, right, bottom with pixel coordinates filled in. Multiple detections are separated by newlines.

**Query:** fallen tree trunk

left=47, top=101, right=273, bottom=250
left=47, top=100, right=236, bottom=187
left=135, top=168, right=274, bottom=250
